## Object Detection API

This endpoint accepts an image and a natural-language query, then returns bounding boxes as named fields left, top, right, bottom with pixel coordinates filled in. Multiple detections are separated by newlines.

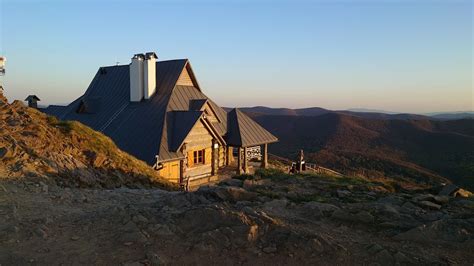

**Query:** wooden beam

left=243, top=147, right=248, bottom=174
left=226, top=146, right=233, bottom=166
left=211, top=139, right=218, bottom=176
left=261, top=143, right=268, bottom=169
left=237, top=147, right=243, bottom=175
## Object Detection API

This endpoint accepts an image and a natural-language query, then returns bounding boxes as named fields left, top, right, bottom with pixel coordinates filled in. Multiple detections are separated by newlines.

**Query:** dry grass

left=1, top=97, right=177, bottom=190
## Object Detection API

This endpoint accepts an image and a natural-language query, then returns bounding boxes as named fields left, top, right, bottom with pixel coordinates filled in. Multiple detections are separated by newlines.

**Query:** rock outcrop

left=0, top=90, right=174, bottom=189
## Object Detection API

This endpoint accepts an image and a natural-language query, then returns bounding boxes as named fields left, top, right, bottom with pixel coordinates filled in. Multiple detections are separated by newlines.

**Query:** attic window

left=76, top=98, right=101, bottom=114
left=77, top=101, right=87, bottom=113
left=203, top=105, right=219, bottom=123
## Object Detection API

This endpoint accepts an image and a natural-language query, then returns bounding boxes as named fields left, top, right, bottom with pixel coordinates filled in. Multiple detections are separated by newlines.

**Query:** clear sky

left=0, top=0, right=472, bottom=113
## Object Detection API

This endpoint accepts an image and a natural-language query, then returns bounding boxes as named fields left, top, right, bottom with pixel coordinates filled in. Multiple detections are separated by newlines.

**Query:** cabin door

left=170, top=162, right=180, bottom=181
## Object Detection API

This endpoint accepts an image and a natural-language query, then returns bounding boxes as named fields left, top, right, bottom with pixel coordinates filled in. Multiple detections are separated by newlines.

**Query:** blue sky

left=0, top=0, right=472, bottom=113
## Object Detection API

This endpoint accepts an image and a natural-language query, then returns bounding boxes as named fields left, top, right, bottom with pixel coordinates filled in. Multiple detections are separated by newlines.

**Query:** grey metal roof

left=41, top=105, right=67, bottom=117
left=42, top=59, right=275, bottom=165
left=170, top=111, right=203, bottom=152
left=25, top=95, right=40, bottom=101
left=226, top=108, right=278, bottom=147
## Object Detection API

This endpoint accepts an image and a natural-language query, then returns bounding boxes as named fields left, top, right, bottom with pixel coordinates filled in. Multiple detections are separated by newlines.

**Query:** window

left=193, top=149, right=205, bottom=164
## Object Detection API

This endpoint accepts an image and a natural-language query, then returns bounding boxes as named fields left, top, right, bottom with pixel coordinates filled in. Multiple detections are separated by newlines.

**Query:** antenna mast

left=0, top=56, right=5, bottom=91
left=0, top=56, right=5, bottom=76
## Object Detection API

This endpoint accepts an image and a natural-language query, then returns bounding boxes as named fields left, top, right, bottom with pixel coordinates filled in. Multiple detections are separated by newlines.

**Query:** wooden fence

left=268, top=153, right=342, bottom=177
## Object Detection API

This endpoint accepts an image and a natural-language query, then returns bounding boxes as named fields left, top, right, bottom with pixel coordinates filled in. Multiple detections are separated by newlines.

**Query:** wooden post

left=261, top=143, right=268, bottom=169
left=180, top=143, right=187, bottom=187
left=180, top=159, right=185, bottom=184
left=226, top=146, right=233, bottom=166
left=243, top=147, right=248, bottom=174
left=298, top=149, right=304, bottom=173
left=211, top=140, right=218, bottom=176
left=237, top=147, right=243, bottom=175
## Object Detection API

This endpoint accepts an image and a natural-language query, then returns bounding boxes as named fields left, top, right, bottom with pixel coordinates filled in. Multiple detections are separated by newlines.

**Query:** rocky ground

left=1, top=169, right=473, bottom=265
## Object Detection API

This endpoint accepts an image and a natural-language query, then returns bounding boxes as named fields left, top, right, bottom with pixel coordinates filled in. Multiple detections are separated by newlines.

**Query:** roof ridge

left=99, top=59, right=188, bottom=69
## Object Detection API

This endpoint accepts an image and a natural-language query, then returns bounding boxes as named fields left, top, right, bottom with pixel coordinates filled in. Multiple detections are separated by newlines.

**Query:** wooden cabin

left=41, top=52, right=278, bottom=187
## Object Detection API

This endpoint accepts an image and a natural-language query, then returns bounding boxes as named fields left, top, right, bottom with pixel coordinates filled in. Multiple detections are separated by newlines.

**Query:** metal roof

left=170, top=111, right=203, bottom=152
left=41, top=105, right=66, bottom=117
left=25, top=95, right=40, bottom=101
left=226, top=108, right=278, bottom=147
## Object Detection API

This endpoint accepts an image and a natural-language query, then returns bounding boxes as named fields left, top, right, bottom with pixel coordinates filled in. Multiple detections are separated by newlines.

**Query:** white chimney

left=144, top=52, right=158, bottom=99
left=130, top=53, right=144, bottom=102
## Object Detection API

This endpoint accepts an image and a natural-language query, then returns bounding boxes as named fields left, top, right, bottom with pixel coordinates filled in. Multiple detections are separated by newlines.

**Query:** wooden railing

left=268, top=153, right=342, bottom=177
left=268, top=153, right=293, bottom=164
left=305, top=163, right=343, bottom=177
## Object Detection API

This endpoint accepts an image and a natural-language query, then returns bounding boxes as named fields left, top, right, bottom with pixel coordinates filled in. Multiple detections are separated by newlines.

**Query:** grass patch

left=47, top=116, right=74, bottom=133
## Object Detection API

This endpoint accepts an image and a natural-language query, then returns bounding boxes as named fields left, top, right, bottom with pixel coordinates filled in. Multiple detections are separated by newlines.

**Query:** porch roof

left=225, top=108, right=278, bottom=147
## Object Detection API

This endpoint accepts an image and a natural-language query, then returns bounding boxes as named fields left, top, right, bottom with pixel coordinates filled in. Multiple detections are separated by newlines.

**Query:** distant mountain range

left=427, top=112, right=474, bottom=120
left=224, top=106, right=474, bottom=121
left=232, top=107, right=474, bottom=190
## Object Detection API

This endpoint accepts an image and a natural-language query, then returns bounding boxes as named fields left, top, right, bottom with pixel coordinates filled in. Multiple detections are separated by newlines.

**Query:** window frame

left=193, top=149, right=205, bottom=165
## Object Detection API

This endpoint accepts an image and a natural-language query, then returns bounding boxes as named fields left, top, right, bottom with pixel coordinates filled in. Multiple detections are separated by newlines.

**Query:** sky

left=0, top=0, right=472, bottom=113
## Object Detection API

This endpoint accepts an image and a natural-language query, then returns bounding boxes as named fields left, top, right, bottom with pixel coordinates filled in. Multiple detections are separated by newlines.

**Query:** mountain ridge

left=225, top=106, right=474, bottom=121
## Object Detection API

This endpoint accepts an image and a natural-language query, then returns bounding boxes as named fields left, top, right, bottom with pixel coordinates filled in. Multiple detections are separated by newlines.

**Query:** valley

left=245, top=110, right=474, bottom=190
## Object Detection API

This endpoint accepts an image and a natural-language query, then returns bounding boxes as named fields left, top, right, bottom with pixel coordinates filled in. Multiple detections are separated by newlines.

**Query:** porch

left=184, top=159, right=264, bottom=191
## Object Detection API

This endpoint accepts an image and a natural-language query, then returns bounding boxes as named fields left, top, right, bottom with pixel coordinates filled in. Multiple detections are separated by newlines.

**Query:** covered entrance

left=225, top=109, right=278, bottom=174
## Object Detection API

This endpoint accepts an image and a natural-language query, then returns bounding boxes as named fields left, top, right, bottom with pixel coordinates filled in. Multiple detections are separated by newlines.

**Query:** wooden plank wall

left=184, top=120, right=213, bottom=178
left=158, top=121, right=228, bottom=183
left=176, top=68, right=194, bottom=86
left=157, top=160, right=180, bottom=183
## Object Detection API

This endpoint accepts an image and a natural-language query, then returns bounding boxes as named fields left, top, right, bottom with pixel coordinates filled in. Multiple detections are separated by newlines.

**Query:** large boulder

left=394, top=218, right=474, bottom=243
left=417, top=200, right=442, bottom=210
left=438, top=184, right=460, bottom=196
left=439, top=184, right=473, bottom=198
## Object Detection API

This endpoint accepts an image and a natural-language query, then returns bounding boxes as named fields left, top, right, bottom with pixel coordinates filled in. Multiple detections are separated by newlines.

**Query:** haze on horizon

left=0, top=0, right=472, bottom=114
